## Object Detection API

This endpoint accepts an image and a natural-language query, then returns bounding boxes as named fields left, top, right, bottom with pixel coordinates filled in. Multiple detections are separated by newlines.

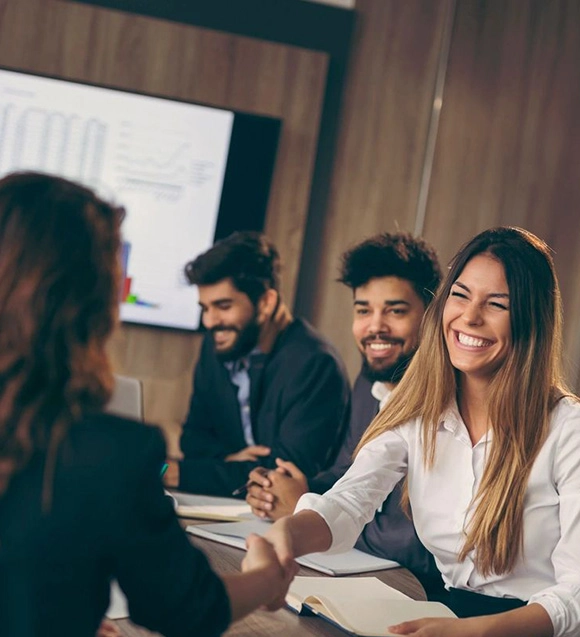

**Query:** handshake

left=240, top=506, right=332, bottom=616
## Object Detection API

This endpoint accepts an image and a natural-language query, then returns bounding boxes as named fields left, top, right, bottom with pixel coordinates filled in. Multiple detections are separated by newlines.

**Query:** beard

left=360, top=349, right=416, bottom=384
left=210, top=314, right=261, bottom=362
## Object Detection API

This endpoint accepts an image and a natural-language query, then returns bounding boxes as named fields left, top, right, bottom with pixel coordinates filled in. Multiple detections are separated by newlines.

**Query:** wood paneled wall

left=0, top=0, right=328, bottom=450
left=2, top=0, right=580, bottom=446
left=302, top=0, right=580, bottom=390
left=302, top=0, right=451, bottom=376
left=423, top=0, right=580, bottom=388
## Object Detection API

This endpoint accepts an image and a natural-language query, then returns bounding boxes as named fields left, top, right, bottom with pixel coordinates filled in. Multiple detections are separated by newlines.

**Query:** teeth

left=457, top=332, right=491, bottom=348
left=368, top=343, right=394, bottom=350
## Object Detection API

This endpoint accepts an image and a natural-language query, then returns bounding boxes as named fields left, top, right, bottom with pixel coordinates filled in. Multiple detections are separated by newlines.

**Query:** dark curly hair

left=339, top=232, right=442, bottom=306
left=184, top=231, right=281, bottom=305
left=0, top=172, right=123, bottom=501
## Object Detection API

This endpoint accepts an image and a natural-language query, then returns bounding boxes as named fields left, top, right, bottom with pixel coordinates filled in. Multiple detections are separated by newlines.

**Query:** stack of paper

left=168, top=492, right=254, bottom=521
left=186, top=520, right=400, bottom=576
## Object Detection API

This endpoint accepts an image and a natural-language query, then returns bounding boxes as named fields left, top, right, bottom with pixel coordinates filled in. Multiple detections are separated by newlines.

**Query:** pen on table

left=231, top=480, right=256, bottom=497
left=231, top=466, right=273, bottom=496
left=160, top=462, right=169, bottom=478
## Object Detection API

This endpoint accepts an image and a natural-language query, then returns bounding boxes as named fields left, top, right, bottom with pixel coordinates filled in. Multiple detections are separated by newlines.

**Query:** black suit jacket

left=179, top=318, right=350, bottom=496
left=0, top=414, right=230, bottom=637
left=310, top=371, right=443, bottom=595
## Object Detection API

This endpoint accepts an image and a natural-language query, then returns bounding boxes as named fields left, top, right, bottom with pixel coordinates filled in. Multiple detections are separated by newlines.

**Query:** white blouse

left=296, top=397, right=580, bottom=637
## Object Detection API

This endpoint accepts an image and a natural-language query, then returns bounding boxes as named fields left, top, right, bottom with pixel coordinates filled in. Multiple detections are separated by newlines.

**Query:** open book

left=186, top=520, right=400, bottom=576
left=287, top=576, right=456, bottom=636
left=167, top=491, right=253, bottom=521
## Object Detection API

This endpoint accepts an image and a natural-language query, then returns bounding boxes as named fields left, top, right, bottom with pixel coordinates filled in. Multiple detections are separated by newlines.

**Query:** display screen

left=0, top=67, right=280, bottom=330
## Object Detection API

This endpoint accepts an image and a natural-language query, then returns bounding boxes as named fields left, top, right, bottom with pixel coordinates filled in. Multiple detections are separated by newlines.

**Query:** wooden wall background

left=301, top=0, right=580, bottom=391
left=301, top=0, right=451, bottom=372
left=1, top=0, right=579, bottom=450
left=423, top=0, right=580, bottom=389
left=0, top=0, right=328, bottom=451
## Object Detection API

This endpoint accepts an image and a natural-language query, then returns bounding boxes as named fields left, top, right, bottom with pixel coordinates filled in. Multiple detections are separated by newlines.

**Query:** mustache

left=361, top=334, right=404, bottom=347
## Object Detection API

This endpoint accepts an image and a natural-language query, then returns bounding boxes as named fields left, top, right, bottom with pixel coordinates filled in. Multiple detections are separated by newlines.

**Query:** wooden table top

left=114, top=520, right=427, bottom=637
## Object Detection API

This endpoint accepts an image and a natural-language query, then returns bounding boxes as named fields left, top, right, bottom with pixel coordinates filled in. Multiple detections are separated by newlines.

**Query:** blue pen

left=160, top=462, right=169, bottom=478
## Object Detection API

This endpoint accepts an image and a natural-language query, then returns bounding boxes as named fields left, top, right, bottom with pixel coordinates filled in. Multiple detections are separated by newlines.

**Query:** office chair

left=105, top=374, right=144, bottom=421
left=104, top=373, right=145, bottom=621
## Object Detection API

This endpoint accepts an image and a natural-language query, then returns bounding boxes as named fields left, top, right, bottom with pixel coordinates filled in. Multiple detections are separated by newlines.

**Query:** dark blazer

left=179, top=318, right=350, bottom=496
left=0, top=414, right=230, bottom=637
left=310, top=371, right=443, bottom=595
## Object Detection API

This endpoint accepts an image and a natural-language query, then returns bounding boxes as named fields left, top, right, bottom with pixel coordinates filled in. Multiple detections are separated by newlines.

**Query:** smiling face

left=198, top=278, right=261, bottom=361
left=352, top=276, right=426, bottom=386
left=443, top=253, right=512, bottom=383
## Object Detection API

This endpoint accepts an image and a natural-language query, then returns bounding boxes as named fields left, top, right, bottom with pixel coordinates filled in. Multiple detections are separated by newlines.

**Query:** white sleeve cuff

left=528, top=583, right=580, bottom=637
left=295, top=492, right=364, bottom=554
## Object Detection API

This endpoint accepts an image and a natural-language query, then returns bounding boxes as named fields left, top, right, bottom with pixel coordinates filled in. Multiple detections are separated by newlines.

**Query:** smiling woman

left=443, top=253, right=512, bottom=387
left=264, top=226, right=580, bottom=637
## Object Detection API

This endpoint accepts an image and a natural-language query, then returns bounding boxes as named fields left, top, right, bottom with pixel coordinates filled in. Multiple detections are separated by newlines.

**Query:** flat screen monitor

left=0, top=67, right=280, bottom=331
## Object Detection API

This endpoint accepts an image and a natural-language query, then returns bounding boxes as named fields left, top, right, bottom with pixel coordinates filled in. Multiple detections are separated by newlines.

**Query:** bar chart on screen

left=0, top=68, right=235, bottom=330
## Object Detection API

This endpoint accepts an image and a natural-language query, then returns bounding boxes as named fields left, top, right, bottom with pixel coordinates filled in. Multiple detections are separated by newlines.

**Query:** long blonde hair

left=357, top=227, right=569, bottom=576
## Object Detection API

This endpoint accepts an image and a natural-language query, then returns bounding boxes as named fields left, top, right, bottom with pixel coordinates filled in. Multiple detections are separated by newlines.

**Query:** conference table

left=113, top=518, right=427, bottom=637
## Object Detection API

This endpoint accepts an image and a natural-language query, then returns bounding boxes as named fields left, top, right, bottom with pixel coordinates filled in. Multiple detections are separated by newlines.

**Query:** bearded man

left=246, top=233, right=445, bottom=595
left=164, top=231, right=349, bottom=497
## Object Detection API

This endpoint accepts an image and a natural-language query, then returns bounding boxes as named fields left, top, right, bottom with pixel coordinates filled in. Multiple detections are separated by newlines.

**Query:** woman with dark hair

left=0, top=172, right=294, bottom=637
left=265, top=227, right=580, bottom=637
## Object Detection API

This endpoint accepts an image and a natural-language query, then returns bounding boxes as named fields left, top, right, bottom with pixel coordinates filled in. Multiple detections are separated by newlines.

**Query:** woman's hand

left=389, top=606, right=554, bottom=637
left=389, top=617, right=475, bottom=636
left=96, top=619, right=122, bottom=637
left=224, top=532, right=298, bottom=621
left=262, top=515, right=298, bottom=572
left=242, top=533, right=298, bottom=610
left=263, top=509, right=333, bottom=571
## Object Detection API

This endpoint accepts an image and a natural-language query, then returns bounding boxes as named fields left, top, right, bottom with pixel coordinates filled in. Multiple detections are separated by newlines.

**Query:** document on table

left=287, top=576, right=455, bottom=636
left=187, top=520, right=400, bottom=575
left=167, top=491, right=254, bottom=521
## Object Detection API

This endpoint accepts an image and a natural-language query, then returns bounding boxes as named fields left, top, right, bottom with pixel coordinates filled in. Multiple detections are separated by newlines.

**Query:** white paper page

left=289, top=577, right=454, bottom=636
left=186, top=520, right=401, bottom=575
left=170, top=492, right=253, bottom=520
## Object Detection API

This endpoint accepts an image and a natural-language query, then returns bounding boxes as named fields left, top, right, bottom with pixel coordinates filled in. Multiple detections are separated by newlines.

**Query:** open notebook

left=287, top=577, right=456, bottom=636
left=168, top=491, right=254, bottom=521
left=186, top=520, right=400, bottom=576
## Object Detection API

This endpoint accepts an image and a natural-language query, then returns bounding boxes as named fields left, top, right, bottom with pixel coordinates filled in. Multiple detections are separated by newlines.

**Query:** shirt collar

left=439, top=400, right=463, bottom=433
left=371, top=381, right=392, bottom=410
left=439, top=399, right=493, bottom=445
left=224, top=346, right=263, bottom=374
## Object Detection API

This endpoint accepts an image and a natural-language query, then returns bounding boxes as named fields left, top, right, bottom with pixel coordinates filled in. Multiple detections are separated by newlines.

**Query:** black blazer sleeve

left=178, top=340, right=350, bottom=496
left=0, top=415, right=232, bottom=637
left=261, top=350, right=350, bottom=478
left=114, top=427, right=231, bottom=637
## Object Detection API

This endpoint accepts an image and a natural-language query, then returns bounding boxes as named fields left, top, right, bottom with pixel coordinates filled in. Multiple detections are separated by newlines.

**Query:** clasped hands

left=245, top=458, right=308, bottom=519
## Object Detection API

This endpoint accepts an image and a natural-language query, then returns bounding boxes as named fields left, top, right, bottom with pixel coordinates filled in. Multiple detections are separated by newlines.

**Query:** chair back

left=106, top=374, right=144, bottom=421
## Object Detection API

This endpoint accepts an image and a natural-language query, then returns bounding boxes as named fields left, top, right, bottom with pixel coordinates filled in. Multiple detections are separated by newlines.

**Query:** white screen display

left=0, top=68, right=234, bottom=330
